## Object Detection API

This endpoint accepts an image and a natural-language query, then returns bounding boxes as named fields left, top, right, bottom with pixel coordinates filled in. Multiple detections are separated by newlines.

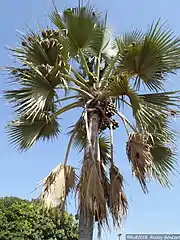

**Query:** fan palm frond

left=118, top=29, right=144, bottom=47
left=146, top=114, right=178, bottom=187
left=63, top=6, right=98, bottom=50
left=116, top=20, right=180, bottom=91
left=139, top=90, right=180, bottom=112
left=6, top=29, right=76, bottom=119
left=104, top=74, right=141, bottom=115
left=5, top=67, right=57, bottom=119
left=50, top=4, right=112, bottom=58
left=135, top=91, right=180, bottom=132
left=87, top=15, right=115, bottom=58
left=6, top=116, right=60, bottom=151
left=151, top=145, right=177, bottom=187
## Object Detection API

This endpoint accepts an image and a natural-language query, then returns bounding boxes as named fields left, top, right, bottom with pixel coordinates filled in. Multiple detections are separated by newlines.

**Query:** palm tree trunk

left=79, top=111, right=100, bottom=240
left=79, top=208, right=94, bottom=240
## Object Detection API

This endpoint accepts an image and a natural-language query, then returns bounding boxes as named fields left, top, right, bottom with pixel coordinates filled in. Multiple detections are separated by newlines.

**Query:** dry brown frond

left=40, top=163, right=77, bottom=209
left=109, top=165, right=128, bottom=226
left=78, top=158, right=109, bottom=227
left=126, top=133, right=153, bottom=193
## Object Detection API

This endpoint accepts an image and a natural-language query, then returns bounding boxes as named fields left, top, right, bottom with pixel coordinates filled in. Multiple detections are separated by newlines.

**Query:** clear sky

left=0, top=0, right=180, bottom=239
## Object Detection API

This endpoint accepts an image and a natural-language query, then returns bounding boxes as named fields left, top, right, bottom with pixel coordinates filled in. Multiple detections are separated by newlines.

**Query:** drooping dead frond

left=78, top=158, right=109, bottom=227
left=40, top=164, right=77, bottom=209
left=109, top=165, right=128, bottom=226
left=126, top=133, right=153, bottom=193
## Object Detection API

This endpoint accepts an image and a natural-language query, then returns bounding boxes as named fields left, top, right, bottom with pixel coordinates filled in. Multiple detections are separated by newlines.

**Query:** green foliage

left=6, top=116, right=60, bottom=150
left=0, top=197, right=78, bottom=240
left=116, top=20, right=180, bottom=91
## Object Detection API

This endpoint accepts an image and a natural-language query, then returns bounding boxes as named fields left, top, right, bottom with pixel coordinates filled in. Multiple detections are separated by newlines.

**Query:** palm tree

left=5, top=2, right=180, bottom=239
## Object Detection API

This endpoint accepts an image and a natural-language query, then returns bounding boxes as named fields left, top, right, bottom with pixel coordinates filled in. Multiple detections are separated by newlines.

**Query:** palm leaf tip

left=40, top=164, right=77, bottom=209
left=126, top=133, right=153, bottom=193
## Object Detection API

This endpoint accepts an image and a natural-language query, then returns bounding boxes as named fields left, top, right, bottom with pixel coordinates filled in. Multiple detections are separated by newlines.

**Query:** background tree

left=0, top=197, right=78, bottom=240
left=4, top=1, right=180, bottom=240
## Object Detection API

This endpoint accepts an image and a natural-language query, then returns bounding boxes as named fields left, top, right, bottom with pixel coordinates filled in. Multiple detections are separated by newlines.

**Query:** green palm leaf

left=7, top=116, right=60, bottom=151
left=139, top=90, right=180, bottom=109
left=116, top=20, right=180, bottom=91
left=147, top=115, right=178, bottom=187
left=63, top=6, right=97, bottom=49
left=127, top=93, right=179, bottom=190
left=115, top=29, right=144, bottom=71
left=87, top=15, right=115, bottom=58
left=51, top=5, right=110, bottom=56
left=68, top=117, right=86, bottom=151
left=5, top=67, right=57, bottom=119
left=119, top=29, right=144, bottom=46
left=151, top=145, right=177, bottom=187
left=134, top=91, right=180, bottom=132
left=103, top=74, right=141, bottom=115
left=49, top=5, right=66, bottom=30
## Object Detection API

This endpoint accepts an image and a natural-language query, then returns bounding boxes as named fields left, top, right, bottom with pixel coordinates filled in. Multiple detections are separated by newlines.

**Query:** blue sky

left=0, top=0, right=180, bottom=239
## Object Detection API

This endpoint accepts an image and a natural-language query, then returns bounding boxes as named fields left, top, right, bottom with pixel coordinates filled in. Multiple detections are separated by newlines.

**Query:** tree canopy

left=0, top=197, right=78, bottom=240
left=4, top=1, right=180, bottom=239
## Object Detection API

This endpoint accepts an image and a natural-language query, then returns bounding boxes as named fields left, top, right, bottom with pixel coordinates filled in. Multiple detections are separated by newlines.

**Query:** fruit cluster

left=41, top=29, right=59, bottom=39
left=21, top=29, right=60, bottom=49
left=104, top=103, right=116, bottom=118
left=38, top=64, right=51, bottom=75
left=41, top=30, right=60, bottom=51
left=101, top=118, right=119, bottom=131
left=41, top=38, right=59, bottom=50
left=100, top=102, right=119, bottom=131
